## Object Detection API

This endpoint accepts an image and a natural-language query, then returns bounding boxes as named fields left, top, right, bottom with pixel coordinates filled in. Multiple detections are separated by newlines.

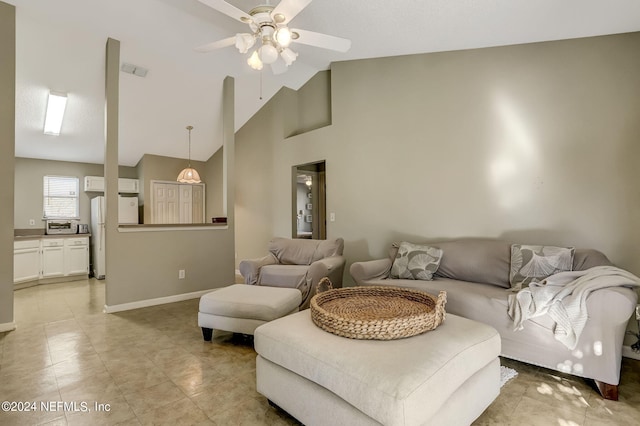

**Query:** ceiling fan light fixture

left=247, top=50, right=263, bottom=70
left=274, top=27, right=292, bottom=47
left=281, top=48, right=298, bottom=66
left=235, top=33, right=255, bottom=53
left=259, top=42, right=279, bottom=64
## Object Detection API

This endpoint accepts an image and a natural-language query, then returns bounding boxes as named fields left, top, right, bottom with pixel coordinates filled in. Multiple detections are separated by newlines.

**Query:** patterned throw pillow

left=509, top=244, right=575, bottom=290
left=390, top=242, right=443, bottom=281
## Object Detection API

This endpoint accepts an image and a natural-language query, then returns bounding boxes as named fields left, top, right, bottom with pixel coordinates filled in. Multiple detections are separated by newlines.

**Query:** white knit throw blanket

left=507, top=265, right=640, bottom=350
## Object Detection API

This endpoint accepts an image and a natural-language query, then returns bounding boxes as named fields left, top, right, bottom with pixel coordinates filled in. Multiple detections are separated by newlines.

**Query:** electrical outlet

left=29, top=219, right=35, bottom=226
left=178, top=269, right=185, bottom=279
left=636, top=304, right=640, bottom=320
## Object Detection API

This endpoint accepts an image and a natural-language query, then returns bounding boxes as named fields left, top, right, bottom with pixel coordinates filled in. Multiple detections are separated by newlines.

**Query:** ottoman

left=198, top=284, right=302, bottom=340
left=255, top=310, right=501, bottom=426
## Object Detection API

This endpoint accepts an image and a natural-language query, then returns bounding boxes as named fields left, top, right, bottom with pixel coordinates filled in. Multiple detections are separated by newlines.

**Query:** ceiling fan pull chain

left=260, top=69, right=263, bottom=100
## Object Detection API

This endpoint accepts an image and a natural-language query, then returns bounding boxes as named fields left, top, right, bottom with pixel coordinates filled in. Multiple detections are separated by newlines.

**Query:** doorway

left=292, top=161, right=326, bottom=240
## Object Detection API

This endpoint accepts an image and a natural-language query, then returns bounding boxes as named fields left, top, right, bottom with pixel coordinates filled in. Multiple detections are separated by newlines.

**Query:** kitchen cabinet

left=13, top=240, right=41, bottom=283
left=84, top=176, right=140, bottom=193
left=41, top=239, right=65, bottom=278
left=13, top=236, right=90, bottom=285
left=64, top=237, right=89, bottom=276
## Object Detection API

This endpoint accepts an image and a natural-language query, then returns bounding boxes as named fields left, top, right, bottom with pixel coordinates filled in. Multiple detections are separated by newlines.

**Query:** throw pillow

left=509, top=244, right=575, bottom=290
left=390, top=242, right=443, bottom=281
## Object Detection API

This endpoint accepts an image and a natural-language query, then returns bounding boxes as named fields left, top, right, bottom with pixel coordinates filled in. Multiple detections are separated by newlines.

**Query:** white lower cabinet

left=13, top=240, right=41, bottom=283
left=13, top=236, right=90, bottom=284
left=64, top=237, right=89, bottom=276
left=41, top=239, right=65, bottom=278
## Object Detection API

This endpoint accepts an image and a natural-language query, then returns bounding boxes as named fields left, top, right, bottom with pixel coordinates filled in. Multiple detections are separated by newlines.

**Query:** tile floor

left=1, top=279, right=639, bottom=425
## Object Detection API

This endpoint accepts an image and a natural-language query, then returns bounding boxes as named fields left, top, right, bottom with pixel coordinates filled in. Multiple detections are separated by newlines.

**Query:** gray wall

left=286, top=70, right=332, bottom=138
left=235, top=32, right=640, bottom=280
left=0, top=1, right=15, bottom=328
left=14, top=158, right=136, bottom=229
left=137, top=152, right=223, bottom=224
left=138, top=154, right=207, bottom=224
left=204, top=147, right=224, bottom=220
left=104, top=38, right=235, bottom=307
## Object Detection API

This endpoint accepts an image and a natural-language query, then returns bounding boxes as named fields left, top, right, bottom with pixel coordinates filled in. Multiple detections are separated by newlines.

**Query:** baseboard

left=104, top=288, right=218, bottom=313
left=622, top=345, right=640, bottom=361
left=0, top=321, right=16, bottom=333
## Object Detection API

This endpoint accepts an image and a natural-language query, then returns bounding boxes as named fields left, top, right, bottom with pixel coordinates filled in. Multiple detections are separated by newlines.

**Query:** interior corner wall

left=0, top=1, right=15, bottom=328
left=235, top=32, right=640, bottom=282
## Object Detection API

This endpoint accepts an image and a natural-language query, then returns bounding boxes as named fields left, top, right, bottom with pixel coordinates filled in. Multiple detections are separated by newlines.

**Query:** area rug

left=500, top=366, right=518, bottom=387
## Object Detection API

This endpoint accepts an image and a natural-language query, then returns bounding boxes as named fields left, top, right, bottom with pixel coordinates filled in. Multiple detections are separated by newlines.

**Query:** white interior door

left=152, top=182, right=180, bottom=224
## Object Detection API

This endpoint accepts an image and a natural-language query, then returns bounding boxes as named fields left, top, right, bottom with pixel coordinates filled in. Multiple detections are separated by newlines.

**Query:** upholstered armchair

left=239, top=237, right=346, bottom=308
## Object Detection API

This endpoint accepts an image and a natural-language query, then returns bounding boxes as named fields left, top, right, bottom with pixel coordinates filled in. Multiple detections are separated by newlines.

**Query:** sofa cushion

left=390, top=242, right=442, bottom=280
left=259, top=264, right=309, bottom=289
left=312, top=238, right=344, bottom=262
left=431, top=239, right=512, bottom=288
left=573, top=248, right=613, bottom=270
left=269, top=238, right=319, bottom=265
left=509, top=244, right=575, bottom=290
left=199, top=284, right=301, bottom=321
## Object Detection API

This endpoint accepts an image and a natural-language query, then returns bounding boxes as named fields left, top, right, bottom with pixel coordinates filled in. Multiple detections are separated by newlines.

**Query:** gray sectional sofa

left=350, top=238, right=638, bottom=400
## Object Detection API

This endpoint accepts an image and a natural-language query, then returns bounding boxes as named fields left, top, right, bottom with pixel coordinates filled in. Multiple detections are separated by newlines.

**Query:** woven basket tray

left=310, top=279, right=447, bottom=340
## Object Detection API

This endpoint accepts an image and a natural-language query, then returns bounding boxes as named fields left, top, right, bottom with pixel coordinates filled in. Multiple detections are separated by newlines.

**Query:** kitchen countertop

left=14, top=229, right=91, bottom=240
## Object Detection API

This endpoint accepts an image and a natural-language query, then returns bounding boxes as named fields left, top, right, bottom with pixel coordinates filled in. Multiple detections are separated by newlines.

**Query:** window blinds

left=43, top=176, right=79, bottom=218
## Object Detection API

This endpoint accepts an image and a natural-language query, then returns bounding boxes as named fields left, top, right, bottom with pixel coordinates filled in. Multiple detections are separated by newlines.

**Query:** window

left=43, top=176, right=79, bottom=219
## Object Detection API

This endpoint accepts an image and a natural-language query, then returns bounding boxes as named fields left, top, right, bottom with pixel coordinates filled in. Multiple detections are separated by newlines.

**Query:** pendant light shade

left=177, top=125, right=201, bottom=184
left=176, top=167, right=201, bottom=184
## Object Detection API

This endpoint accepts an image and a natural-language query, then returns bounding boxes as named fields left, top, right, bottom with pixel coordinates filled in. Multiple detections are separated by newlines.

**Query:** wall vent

left=121, top=63, right=148, bottom=78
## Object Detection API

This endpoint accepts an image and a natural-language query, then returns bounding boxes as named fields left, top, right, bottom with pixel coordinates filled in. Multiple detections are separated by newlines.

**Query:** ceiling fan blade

left=194, top=36, right=236, bottom=53
left=198, top=0, right=252, bottom=23
left=291, top=29, right=351, bottom=53
left=271, top=60, right=288, bottom=75
left=272, top=0, right=312, bottom=24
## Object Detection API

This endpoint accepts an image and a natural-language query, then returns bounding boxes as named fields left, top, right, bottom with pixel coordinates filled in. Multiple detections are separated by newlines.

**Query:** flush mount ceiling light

left=177, top=125, right=202, bottom=184
left=195, top=0, right=351, bottom=74
left=43, top=91, right=67, bottom=136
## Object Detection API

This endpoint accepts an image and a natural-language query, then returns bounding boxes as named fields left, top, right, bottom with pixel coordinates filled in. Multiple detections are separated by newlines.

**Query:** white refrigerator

left=90, top=195, right=139, bottom=279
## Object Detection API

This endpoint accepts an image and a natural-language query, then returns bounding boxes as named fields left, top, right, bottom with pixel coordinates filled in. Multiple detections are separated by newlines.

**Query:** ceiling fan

left=195, top=0, right=351, bottom=74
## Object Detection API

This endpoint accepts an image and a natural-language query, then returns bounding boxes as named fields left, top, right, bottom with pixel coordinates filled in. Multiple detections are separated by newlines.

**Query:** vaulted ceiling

left=8, top=0, right=640, bottom=166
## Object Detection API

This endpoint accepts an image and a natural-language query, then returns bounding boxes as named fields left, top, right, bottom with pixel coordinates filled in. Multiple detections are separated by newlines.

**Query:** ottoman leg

left=201, top=327, right=213, bottom=341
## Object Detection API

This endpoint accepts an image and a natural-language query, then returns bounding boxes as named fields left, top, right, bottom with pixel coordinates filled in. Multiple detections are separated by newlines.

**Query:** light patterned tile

left=8, top=280, right=640, bottom=426
left=122, top=381, right=186, bottom=416
left=135, top=397, right=209, bottom=426
left=65, top=395, right=136, bottom=426
left=110, top=367, right=171, bottom=395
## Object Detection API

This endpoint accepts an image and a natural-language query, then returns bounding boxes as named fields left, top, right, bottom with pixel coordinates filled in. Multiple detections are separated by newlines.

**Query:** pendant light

left=177, top=125, right=202, bottom=184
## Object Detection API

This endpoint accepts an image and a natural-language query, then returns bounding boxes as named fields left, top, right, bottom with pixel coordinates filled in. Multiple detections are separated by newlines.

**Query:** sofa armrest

left=296, top=256, right=347, bottom=309
left=308, top=256, right=346, bottom=287
left=350, top=258, right=392, bottom=286
left=238, top=254, right=278, bottom=285
left=586, top=286, right=638, bottom=324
